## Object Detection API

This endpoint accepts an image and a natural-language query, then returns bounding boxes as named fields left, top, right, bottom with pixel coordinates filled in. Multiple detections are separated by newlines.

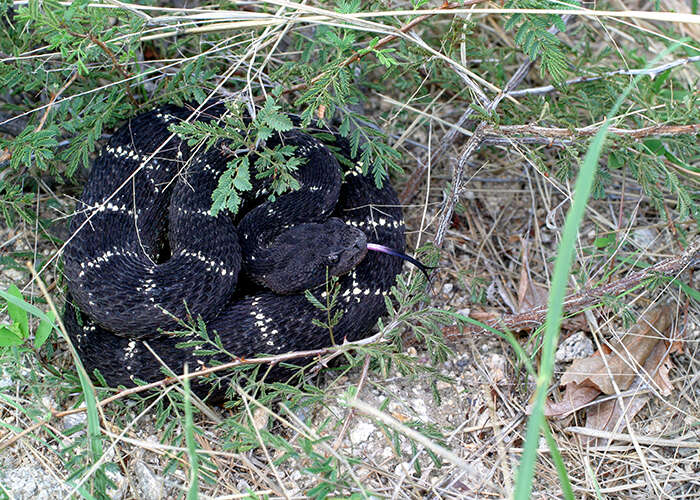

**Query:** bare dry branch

left=444, top=240, right=699, bottom=338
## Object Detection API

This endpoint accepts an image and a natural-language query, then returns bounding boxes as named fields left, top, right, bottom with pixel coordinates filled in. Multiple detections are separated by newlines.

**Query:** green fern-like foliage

left=505, top=0, right=580, bottom=82
left=170, top=99, right=304, bottom=216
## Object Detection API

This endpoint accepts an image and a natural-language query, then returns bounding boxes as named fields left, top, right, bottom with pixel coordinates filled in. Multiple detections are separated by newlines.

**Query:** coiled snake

left=63, top=103, right=408, bottom=399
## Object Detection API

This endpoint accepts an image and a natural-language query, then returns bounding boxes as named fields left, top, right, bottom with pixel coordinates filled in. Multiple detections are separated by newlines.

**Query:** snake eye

left=327, top=253, right=339, bottom=264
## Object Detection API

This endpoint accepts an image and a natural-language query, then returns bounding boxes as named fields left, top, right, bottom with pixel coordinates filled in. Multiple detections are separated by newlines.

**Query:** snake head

left=248, top=217, right=367, bottom=294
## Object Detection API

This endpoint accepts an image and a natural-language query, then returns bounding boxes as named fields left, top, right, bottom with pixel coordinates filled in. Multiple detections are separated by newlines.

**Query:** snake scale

left=62, top=103, right=406, bottom=400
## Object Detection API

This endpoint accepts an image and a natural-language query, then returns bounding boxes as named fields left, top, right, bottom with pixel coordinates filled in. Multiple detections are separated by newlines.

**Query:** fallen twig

left=565, top=426, right=700, bottom=449
left=482, top=122, right=700, bottom=140
left=508, top=55, right=700, bottom=98
left=443, top=240, right=699, bottom=338
left=0, top=328, right=388, bottom=454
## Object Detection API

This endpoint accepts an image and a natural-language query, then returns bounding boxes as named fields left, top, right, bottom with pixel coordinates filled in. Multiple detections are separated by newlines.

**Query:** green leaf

left=258, top=97, right=293, bottom=132
left=337, top=0, right=361, bottom=14
left=232, top=157, right=252, bottom=191
left=5, top=285, right=28, bottom=338
left=225, top=190, right=242, bottom=214
left=670, top=278, right=700, bottom=302
left=304, top=290, right=325, bottom=310
left=209, top=191, right=226, bottom=216
left=0, top=288, right=56, bottom=327
left=35, top=310, right=56, bottom=348
left=0, top=325, right=24, bottom=347
left=650, top=69, right=672, bottom=93
left=9, top=126, right=58, bottom=171
left=643, top=138, right=664, bottom=154
left=593, top=234, right=615, bottom=249
left=608, top=151, right=622, bottom=169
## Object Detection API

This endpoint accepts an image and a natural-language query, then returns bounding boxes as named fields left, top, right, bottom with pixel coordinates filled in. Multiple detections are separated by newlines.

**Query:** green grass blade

left=184, top=366, right=200, bottom=500
left=543, top=424, right=574, bottom=500
left=512, top=43, right=683, bottom=499
left=72, top=339, right=105, bottom=495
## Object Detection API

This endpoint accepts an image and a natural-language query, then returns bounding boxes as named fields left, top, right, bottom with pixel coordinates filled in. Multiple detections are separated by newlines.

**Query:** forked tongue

left=366, top=243, right=436, bottom=282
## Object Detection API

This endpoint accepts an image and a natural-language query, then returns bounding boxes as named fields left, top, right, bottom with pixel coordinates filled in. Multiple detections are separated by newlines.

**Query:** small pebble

left=555, top=332, right=594, bottom=363
left=349, top=422, right=375, bottom=444
left=62, top=412, right=87, bottom=432
left=632, top=228, right=658, bottom=249
left=133, top=460, right=163, bottom=500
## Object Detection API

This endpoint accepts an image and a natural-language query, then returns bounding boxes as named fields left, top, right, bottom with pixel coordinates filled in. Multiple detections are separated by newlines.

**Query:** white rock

left=349, top=421, right=376, bottom=444
left=106, top=468, right=127, bottom=500
left=555, top=332, right=594, bottom=363
left=0, top=465, right=69, bottom=499
left=410, top=397, right=430, bottom=421
left=62, top=412, right=87, bottom=431
left=456, top=307, right=470, bottom=317
left=632, top=228, right=658, bottom=249
left=133, top=460, right=163, bottom=500
left=485, top=353, right=508, bottom=385
left=0, top=371, right=11, bottom=389
left=3, top=269, right=25, bottom=283
left=393, top=462, right=414, bottom=477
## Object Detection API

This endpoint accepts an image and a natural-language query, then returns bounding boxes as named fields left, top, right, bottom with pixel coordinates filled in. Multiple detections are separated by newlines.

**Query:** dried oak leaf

left=516, top=239, right=549, bottom=313
left=585, top=338, right=678, bottom=438
left=545, top=305, right=680, bottom=418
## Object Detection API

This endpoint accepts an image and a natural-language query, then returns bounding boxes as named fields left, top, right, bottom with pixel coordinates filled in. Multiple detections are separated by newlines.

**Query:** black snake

left=62, top=103, right=410, bottom=399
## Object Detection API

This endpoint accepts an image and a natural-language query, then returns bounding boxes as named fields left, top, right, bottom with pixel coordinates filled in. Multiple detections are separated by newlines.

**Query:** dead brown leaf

left=545, top=306, right=680, bottom=425
left=560, top=306, right=673, bottom=394
left=583, top=337, right=679, bottom=444
left=584, top=378, right=649, bottom=438
left=544, top=385, right=600, bottom=417
left=583, top=332, right=679, bottom=438
left=516, top=238, right=549, bottom=313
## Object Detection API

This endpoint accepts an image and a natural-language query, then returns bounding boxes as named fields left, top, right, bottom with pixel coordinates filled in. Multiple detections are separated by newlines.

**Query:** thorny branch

left=431, top=18, right=572, bottom=247
left=406, top=26, right=699, bottom=226
left=400, top=112, right=700, bottom=183
left=508, top=55, right=700, bottom=98
left=482, top=122, right=700, bottom=140
left=400, top=19, right=564, bottom=204
left=442, top=240, right=700, bottom=339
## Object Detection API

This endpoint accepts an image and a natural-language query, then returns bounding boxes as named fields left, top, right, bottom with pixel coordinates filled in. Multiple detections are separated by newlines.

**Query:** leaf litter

left=545, top=305, right=683, bottom=444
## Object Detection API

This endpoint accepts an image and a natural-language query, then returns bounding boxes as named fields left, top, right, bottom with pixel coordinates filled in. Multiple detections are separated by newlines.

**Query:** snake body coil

left=63, top=104, right=405, bottom=399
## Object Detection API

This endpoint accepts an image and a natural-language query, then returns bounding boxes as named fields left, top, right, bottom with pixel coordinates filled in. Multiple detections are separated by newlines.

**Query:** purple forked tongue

left=366, top=243, right=436, bottom=282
